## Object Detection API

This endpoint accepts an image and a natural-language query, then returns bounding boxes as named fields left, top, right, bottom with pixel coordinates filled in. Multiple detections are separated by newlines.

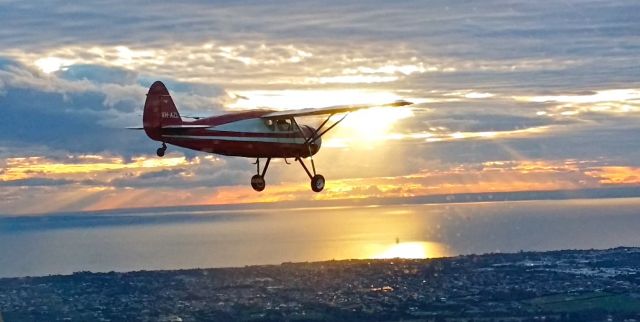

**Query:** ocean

left=1, top=198, right=639, bottom=278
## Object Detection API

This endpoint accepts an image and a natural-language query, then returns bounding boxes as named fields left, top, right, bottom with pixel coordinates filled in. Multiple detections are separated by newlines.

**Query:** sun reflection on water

left=369, top=241, right=450, bottom=259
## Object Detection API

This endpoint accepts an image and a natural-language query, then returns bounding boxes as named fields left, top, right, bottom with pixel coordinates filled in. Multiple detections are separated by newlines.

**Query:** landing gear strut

left=156, top=143, right=167, bottom=157
left=297, top=157, right=324, bottom=192
left=251, top=158, right=271, bottom=192
left=289, top=117, right=329, bottom=193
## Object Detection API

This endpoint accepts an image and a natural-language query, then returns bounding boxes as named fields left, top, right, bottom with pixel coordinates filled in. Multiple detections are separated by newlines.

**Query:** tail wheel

left=311, top=174, right=325, bottom=192
left=156, top=143, right=167, bottom=157
left=251, top=174, right=266, bottom=192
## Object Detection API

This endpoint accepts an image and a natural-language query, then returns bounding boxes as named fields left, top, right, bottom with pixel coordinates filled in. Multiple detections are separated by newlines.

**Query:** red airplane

left=141, top=81, right=411, bottom=192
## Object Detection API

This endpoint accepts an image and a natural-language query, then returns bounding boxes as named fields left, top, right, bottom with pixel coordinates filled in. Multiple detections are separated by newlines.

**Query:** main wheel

left=251, top=174, right=266, bottom=192
left=156, top=147, right=166, bottom=157
left=311, top=174, right=325, bottom=192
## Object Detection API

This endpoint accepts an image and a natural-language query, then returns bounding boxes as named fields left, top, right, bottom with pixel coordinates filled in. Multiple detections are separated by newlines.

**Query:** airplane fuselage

left=149, top=111, right=322, bottom=158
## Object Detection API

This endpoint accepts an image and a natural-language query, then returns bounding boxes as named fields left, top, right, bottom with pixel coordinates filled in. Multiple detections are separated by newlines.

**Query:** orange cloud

left=585, top=166, right=640, bottom=185
left=2, top=156, right=638, bottom=215
left=1, top=155, right=189, bottom=181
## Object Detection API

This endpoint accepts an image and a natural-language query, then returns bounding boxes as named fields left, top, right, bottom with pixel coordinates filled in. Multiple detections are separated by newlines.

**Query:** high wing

left=260, top=100, right=412, bottom=119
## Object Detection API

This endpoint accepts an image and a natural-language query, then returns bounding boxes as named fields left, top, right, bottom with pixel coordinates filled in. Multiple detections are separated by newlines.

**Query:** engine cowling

left=302, top=125, right=322, bottom=156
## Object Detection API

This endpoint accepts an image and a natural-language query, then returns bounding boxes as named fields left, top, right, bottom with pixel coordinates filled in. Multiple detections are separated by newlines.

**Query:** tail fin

left=143, top=81, right=182, bottom=141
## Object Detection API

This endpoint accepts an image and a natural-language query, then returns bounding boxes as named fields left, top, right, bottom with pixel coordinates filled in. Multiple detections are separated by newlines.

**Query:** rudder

left=143, top=81, right=182, bottom=141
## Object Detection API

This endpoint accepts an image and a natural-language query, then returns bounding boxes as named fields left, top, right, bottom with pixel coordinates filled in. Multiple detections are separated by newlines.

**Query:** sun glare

left=373, top=241, right=449, bottom=259
left=34, top=57, right=72, bottom=74
left=338, top=107, right=414, bottom=143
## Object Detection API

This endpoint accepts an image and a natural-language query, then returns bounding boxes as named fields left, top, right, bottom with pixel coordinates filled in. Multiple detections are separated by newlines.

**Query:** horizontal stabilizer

left=182, top=115, right=205, bottom=120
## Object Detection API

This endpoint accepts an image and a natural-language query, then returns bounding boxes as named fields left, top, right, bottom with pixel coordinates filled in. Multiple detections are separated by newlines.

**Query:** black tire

left=251, top=174, right=266, bottom=192
left=156, top=147, right=166, bottom=157
left=311, top=174, right=325, bottom=192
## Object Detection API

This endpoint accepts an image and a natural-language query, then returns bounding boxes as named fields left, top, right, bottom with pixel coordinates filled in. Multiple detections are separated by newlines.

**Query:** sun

left=338, top=106, right=413, bottom=143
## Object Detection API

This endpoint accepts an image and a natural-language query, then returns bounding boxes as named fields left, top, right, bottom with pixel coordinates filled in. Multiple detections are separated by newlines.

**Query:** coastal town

left=1, top=247, right=640, bottom=321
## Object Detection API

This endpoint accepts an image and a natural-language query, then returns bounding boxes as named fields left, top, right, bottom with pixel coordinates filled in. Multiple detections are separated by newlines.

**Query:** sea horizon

left=4, top=185, right=640, bottom=218
left=1, top=197, right=639, bottom=278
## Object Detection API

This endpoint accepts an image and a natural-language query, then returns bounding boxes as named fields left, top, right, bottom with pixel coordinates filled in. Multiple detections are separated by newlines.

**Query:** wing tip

left=389, top=100, right=413, bottom=107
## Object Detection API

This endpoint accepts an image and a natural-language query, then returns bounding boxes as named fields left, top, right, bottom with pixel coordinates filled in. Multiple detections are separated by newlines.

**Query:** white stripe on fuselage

left=161, top=135, right=306, bottom=144
left=209, top=118, right=297, bottom=134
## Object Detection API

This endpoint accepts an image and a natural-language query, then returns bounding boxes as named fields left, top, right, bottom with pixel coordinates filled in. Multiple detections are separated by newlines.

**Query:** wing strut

left=304, top=113, right=348, bottom=145
left=290, top=113, right=349, bottom=146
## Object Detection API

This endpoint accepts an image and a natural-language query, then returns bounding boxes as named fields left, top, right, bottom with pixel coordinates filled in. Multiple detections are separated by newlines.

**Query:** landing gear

left=249, top=157, right=325, bottom=192
left=250, top=175, right=266, bottom=192
left=311, top=174, right=325, bottom=192
left=290, top=117, right=334, bottom=193
left=251, top=158, right=271, bottom=192
left=248, top=114, right=339, bottom=193
left=156, top=143, right=167, bottom=157
left=297, top=158, right=324, bottom=193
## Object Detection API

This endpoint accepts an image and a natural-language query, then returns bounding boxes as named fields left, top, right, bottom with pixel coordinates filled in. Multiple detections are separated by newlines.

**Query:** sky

left=0, top=0, right=639, bottom=215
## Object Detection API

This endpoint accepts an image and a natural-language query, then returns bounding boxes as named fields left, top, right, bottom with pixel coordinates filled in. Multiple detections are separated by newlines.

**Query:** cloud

left=59, top=64, right=138, bottom=85
left=0, top=177, right=75, bottom=187
left=585, top=167, right=640, bottom=185
left=0, top=0, right=639, bottom=214
left=0, top=59, right=232, bottom=156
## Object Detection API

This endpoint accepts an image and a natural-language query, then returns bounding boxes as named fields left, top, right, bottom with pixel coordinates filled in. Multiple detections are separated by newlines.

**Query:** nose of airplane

left=303, top=125, right=322, bottom=155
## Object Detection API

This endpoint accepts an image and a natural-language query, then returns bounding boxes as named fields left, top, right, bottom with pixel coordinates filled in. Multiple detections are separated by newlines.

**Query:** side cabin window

left=264, top=118, right=296, bottom=132
left=276, top=119, right=292, bottom=132
left=264, top=119, right=275, bottom=131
